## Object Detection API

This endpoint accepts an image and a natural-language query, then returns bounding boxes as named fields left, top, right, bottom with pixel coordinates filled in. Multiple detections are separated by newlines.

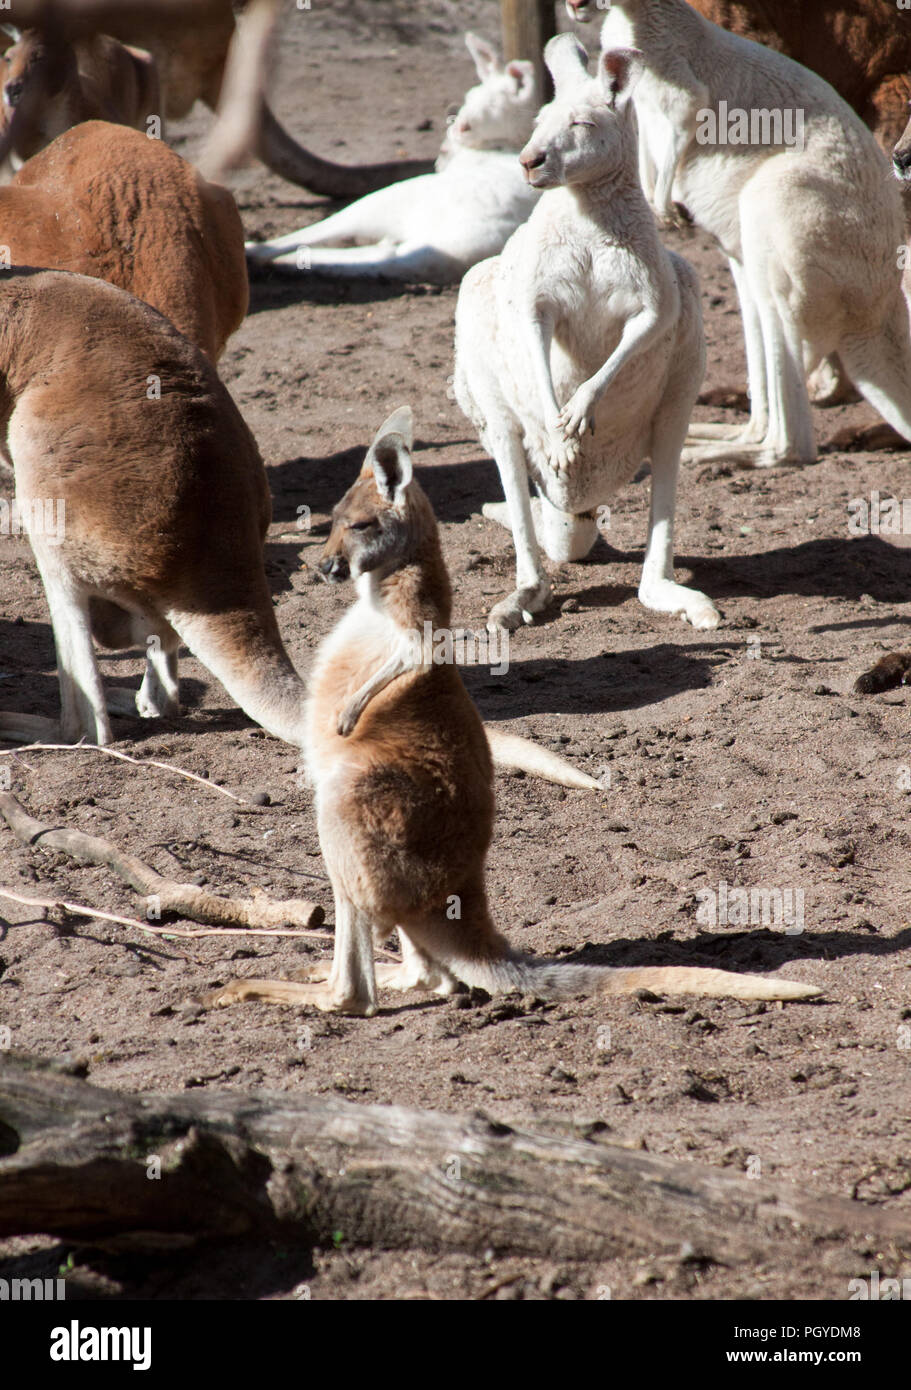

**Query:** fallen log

left=0, top=1054, right=908, bottom=1263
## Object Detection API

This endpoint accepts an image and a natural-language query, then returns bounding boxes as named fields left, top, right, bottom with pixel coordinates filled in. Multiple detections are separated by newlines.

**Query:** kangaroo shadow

left=682, top=535, right=911, bottom=605
left=564, top=925, right=911, bottom=976
left=462, top=643, right=724, bottom=718
left=246, top=263, right=458, bottom=314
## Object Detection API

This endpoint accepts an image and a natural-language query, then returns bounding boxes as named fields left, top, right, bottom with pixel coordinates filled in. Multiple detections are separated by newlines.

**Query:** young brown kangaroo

left=0, top=279, right=594, bottom=793
left=0, top=27, right=159, bottom=165
left=206, top=408, right=821, bottom=1017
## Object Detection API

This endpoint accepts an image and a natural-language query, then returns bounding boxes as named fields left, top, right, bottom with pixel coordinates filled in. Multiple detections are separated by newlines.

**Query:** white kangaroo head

left=518, top=36, right=642, bottom=190
left=446, top=32, right=537, bottom=152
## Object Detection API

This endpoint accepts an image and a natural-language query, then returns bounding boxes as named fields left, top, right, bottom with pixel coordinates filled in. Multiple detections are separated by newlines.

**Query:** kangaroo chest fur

left=493, top=191, right=682, bottom=506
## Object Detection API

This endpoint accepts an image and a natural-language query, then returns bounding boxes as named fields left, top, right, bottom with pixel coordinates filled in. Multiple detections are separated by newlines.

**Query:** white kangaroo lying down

left=454, top=35, right=719, bottom=635
left=245, top=33, right=540, bottom=284
left=597, top=0, right=911, bottom=468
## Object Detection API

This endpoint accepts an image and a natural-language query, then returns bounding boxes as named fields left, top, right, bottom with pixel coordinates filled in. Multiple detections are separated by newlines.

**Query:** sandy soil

left=1, top=1, right=910, bottom=1301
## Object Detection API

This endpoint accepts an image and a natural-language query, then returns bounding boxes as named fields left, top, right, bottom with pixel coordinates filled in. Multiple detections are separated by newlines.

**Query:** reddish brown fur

left=0, top=267, right=301, bottom=733
left=310, top=470, right=515, bottom=964
left=0, top=30, right=159, bottom=160
left=0, top=121, right=247, bottom=359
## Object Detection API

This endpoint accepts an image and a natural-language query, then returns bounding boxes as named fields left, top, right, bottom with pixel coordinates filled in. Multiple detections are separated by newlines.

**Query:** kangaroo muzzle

left=318, top=552, right=349, bottom=583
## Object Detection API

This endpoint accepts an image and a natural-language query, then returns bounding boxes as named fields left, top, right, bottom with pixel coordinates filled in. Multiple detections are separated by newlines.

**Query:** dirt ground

left=1, top=1, right=910, bottom=1302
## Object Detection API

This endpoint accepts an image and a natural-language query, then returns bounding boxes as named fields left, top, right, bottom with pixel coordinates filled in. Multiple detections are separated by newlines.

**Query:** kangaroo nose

left=893, top=146, right=911, bottom=176
left=318, top=553, right=349, bottom=582
left=520, top=149, right=546, bottom=171
left=4, top=80, right=23, bottom=108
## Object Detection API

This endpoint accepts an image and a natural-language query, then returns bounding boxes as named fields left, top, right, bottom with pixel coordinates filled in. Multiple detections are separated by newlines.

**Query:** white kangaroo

left=454, top=34, right=718, bottom=635
left=244, top=33, right=540, bottom=284
left=597, top=0, right=911, bottom=469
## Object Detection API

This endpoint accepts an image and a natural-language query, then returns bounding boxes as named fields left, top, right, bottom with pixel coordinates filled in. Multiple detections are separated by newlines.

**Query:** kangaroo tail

left=0, top=713, right=62, bottom=743
left=167, top=604, right=307, bottom=747
left=461, top=956, right=821, bottom=1002
left=485, top=726, right=601, bottom=790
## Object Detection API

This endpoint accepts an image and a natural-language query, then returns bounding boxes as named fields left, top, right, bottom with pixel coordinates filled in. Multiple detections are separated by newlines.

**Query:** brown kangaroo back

left=2, top=121, right=247, bottom=359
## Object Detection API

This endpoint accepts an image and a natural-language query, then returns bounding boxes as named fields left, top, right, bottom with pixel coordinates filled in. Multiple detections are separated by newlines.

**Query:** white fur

left=245, top=33, right=540, bottom=284
left=454, top=35, right=719, bottom=633
left=600, top=0, right=911, bottom=467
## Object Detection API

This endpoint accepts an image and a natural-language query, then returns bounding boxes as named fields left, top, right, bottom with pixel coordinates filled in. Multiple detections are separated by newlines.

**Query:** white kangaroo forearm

left=526, top=309, right=562, bottom=422
left=583, top=307, right=667, bottom=404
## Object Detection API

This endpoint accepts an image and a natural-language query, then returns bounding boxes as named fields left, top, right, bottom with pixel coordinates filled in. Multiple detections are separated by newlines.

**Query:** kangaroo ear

left=370, top=404, right=413, bottom=451
left=0, top=24, right=22, bottom=43
left=599, top=47, right=644, bottom=109
left=544, top=33, right=589, bottom=95
left=465, top=31, right=500, bottom=80
left=370, top=434, right=413, bottom=506
left=505, top=59, right=535, bottom=100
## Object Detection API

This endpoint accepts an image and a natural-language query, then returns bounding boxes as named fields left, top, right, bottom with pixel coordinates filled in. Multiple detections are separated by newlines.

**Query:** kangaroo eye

left=571, top=120, right=596, bottom=128
left=349, top=519, right=375, bottom=532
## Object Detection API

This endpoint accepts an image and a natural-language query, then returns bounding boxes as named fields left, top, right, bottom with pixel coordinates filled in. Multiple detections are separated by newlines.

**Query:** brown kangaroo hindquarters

left=0, top=268, right=304, bottom=747
left=2, top=121, right=248, bottom=360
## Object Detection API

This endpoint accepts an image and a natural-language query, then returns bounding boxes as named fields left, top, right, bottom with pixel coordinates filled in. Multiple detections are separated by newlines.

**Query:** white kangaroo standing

left=454, top=34, right=718, bottom=634
left=244, top=33, right=540, bottom=284
left=597, top=0, right=911, bottom=468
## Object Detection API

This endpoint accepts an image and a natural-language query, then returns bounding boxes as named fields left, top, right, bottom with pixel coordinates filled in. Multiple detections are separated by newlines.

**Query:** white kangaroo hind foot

left=455, top=37, right=717, bottom=636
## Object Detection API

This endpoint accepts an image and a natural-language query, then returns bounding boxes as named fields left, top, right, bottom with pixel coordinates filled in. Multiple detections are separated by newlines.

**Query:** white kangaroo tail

left=468, top=957, right=821, bottom=1002
left=0, top=712, right=61, bottom=743
left=484, top=726, right=601, bottom=790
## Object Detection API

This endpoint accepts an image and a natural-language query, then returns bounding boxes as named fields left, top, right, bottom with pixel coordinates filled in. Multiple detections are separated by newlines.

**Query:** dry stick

left=0, top=887, right=334, bottom=943
left=0, top=740, right=250, bottom=804
left=0, top=792, right=324, bottom=931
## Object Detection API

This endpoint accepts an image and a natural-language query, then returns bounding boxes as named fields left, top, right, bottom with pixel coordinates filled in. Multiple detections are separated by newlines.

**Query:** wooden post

left=501, top=0, right=558, bottom=102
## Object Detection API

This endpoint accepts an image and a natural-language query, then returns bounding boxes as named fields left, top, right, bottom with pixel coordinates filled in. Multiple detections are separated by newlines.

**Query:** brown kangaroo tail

left=257, top=103, right=435, bottom=197
left=484, top=727, right=601, bottom=790
left=167, top=604, right=307, bottom=746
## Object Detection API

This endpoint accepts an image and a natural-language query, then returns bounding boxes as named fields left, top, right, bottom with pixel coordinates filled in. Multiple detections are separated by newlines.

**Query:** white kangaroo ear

left=371, top=404, right=413, bottom=451
left=465, top=31, right=500, bottom=81
left=370, top=433, right=414, bottom=506
left=0, top=24, right=22, bottom=43
left=505, top=59, right=535, bottom=100
left=599, top=47, right=644, bottom=109
left=544, top=33, right=589, bottom=95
